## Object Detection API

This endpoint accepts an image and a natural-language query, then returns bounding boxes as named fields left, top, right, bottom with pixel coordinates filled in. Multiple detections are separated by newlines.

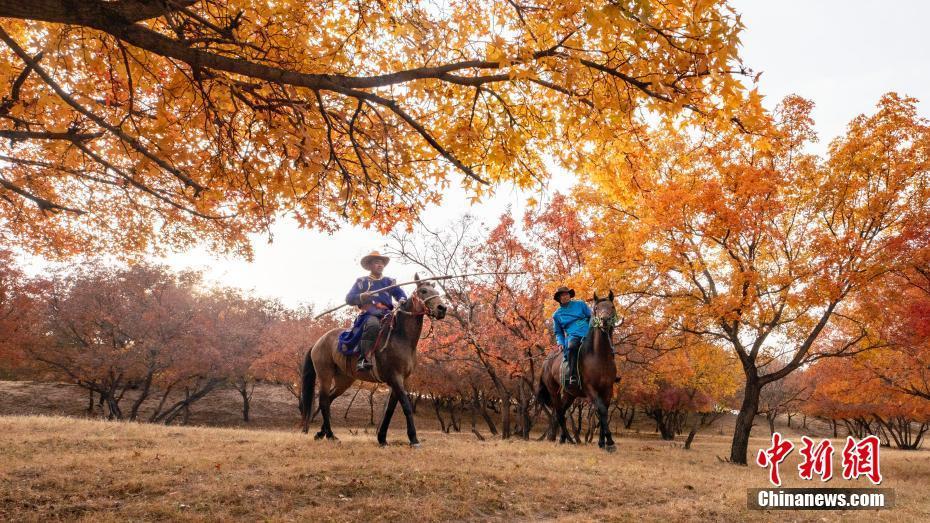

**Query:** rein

left=589, top=313, right=618, bottom=355
left=375, top=292, right=440, bottom=351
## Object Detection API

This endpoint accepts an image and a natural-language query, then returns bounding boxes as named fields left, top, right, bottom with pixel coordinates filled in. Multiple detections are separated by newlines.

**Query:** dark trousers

left=361, top=315, right=381, bottom=340
left=562, top=336, right=582, bottom=361
left=359, top=315, right=383, bottom=357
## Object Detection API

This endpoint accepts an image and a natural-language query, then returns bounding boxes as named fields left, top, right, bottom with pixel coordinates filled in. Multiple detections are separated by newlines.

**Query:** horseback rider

left=345, top=251, right=408, bottom=371
left=552, top=286, right=591, bottom=386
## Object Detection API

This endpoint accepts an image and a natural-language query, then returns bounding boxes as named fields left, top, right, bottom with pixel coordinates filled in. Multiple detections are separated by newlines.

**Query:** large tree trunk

left=730, top=378, right=762, bottom=465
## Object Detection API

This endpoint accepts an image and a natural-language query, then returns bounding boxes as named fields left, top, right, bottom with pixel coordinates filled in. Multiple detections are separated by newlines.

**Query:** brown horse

left=300, top=274, right=446, bottom=446
left=537, top=291, right=618, bottom=451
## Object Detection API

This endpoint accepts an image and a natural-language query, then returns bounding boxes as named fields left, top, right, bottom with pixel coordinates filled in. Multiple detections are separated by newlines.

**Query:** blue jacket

left=552, top=300, right=591, bottom=347
left=345, top=276, right=408, bottom=316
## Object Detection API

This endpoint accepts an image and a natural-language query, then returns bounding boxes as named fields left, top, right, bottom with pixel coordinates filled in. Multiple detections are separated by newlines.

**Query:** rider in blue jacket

left=343, top=251, right=407, bottom=371
left=551, top=286, right=591, bottom=385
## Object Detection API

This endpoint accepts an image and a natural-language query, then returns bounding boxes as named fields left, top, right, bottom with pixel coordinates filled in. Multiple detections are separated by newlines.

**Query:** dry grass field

left=1, top=381, right=928, bottom=522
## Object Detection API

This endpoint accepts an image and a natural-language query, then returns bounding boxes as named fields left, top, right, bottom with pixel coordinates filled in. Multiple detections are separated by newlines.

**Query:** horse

left=537, top=291, right=618, bottom=452
left=299, top=274, right=447, bottom=447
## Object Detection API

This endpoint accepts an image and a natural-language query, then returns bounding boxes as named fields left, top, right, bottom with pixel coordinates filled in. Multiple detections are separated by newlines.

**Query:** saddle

left=369, top=311, right=397, bottom=354
left=337, top=310, right=396, bottom=356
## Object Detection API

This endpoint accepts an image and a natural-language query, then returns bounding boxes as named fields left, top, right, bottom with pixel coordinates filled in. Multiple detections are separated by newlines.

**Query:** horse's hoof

left=410, top=442, right=421, bottom=449
left=605, top=444, right=617, bottom=453
left=378, top=440, right=388, bottom=447
left=314, top=431, right=325, bottom=440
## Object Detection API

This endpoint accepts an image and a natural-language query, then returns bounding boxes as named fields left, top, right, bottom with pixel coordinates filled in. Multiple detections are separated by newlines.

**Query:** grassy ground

left=1, top=381, right=928, bottom=521
left=1, top=416, right=928, bottom=521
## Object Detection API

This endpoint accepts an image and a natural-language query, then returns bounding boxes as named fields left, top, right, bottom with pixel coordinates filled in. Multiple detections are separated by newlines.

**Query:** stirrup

left=356, top=356, right=373, bottom=371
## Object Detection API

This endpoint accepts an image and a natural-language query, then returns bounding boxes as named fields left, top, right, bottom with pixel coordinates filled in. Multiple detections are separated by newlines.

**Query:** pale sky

left=18, top=1, right=930, bottom=310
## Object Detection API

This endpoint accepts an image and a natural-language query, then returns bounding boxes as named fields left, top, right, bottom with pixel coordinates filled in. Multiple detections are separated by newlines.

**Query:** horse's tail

left=299, top=348, right=316, bottom=432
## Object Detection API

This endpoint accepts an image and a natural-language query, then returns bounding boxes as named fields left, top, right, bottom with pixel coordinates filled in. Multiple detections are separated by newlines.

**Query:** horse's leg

left=387, top=378, right=420, bottom=447
left=321, top=375, right=354, bottom=439
left=377, top=391, right=398, bottom=446
left=546, top=392, right=559, bottom=442
left=592, top=394, right=615, bottom=452
left=556, top=397, right=573, bottom=444
left=316, top=371, right=336, bottom=440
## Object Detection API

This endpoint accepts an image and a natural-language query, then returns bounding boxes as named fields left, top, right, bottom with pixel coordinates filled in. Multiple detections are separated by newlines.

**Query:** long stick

left=313, top=271, right=524, bottom=319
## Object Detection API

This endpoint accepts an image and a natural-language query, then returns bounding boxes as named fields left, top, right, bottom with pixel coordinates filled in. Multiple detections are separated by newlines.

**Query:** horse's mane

left=392, top=300, right=410, bottom=338
left=581, top=327, right=596, bottom=355
left=391, top=292, right=420, bottom=339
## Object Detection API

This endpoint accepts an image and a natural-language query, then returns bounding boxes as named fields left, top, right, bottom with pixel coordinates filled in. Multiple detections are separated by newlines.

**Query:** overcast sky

left=21, top=1, right=930, bottom=310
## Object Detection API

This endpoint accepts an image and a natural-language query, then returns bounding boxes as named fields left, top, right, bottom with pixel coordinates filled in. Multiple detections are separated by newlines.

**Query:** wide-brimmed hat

left=553, top=286, right=575, bottom=302
left=360, top=251, right=390, bottom=270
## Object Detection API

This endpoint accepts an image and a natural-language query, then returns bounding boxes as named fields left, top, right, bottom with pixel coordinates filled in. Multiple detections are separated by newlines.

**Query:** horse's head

left=409, top=273, right=447, bottom=319
left=591, top=290, right=617, bottom=330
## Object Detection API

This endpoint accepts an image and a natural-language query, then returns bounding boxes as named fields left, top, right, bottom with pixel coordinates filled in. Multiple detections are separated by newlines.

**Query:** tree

left=0, top=1, right=749, bottom=256
left=0, top=249, right=44, bottom=378
left=853, top=250, right=930, bottom=403
left=202, top=288, right=275, bottom=422
left=806, top=357, right=930, bottom=449
left=624, top=334, right=739, bottom=443
left=32, top=262, right=224, bottom=422
left=579, top=94, right=930, bottom=463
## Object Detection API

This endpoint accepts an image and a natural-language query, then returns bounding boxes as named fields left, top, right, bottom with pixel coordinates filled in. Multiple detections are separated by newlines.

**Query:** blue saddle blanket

left=337, top=312, right=376, bottom=356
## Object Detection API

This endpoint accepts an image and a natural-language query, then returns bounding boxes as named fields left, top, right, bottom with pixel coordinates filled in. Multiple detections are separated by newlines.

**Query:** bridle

left=590, top=299, right=618, bottom=353
left=397, top=287, right=443, bottom=319
left=394, top=289, right=443, bottom=340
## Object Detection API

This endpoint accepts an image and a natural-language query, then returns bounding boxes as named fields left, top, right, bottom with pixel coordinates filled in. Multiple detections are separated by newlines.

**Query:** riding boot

left=567, top=351, right=578, bottom=386
left=356, top=339, right=374, bottom=371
